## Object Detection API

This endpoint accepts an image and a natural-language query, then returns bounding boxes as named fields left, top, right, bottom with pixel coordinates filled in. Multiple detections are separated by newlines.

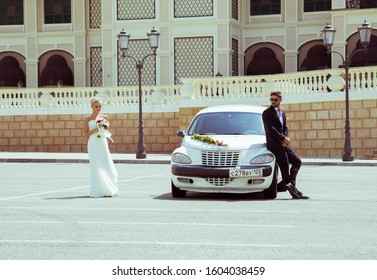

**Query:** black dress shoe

left=297, top=191, right=309, bottom=199
left=285, top=183, right=300, bottom=199
left=277, top=181, right=287, bottom=192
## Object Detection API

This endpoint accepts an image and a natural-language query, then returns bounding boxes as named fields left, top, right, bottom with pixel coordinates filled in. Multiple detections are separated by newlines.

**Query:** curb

left=1, top=157, right=377, bottom=166
left=302, top=161, right=377, bottom=167
left=0, top=158, right=171, bottom=164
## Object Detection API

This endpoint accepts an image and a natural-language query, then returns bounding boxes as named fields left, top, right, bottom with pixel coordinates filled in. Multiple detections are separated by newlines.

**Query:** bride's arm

left=84, top=118, right=98, bottom=138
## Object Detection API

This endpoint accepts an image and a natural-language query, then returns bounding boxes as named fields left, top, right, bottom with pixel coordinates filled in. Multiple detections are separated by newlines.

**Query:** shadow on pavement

left=43, top=196, right=90, bottom=200
left=153, top=192, right=275, bottom=201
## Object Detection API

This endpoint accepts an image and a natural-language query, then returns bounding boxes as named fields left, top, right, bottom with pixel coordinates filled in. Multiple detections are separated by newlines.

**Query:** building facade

left=0, top=0, right=377, bottom=159
left=0, top=0, right=376, bottom=89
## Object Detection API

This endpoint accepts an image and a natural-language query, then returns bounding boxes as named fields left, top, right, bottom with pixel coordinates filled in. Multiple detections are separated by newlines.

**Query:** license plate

left=229, top=168, right=263, bottom=178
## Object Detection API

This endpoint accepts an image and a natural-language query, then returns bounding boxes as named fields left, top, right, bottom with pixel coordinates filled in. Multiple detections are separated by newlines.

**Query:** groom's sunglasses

left=269, top=98, right=279, bottom=102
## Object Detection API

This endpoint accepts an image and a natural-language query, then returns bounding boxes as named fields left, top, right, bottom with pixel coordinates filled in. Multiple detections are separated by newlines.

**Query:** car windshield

left=187, top=112, right=265, bottom=135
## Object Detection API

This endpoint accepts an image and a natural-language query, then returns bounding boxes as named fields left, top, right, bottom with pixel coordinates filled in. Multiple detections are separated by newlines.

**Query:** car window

left=187, top=112, right=265, bottom=135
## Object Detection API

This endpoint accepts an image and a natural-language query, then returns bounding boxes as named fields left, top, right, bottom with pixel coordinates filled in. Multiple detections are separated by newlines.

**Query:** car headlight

left=250, top=153, right=274, bottom=164
left=172, top=153, right=192, bottom=164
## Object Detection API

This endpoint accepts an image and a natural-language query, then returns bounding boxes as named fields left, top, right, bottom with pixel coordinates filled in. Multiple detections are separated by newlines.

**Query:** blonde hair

left=90, top=96, right=102, bottom=106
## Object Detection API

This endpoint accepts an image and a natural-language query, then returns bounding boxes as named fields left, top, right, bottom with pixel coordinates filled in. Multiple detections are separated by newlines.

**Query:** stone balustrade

left=1, top=66, right=376, bottom=115
left=0, top=85, right=181, bottom=115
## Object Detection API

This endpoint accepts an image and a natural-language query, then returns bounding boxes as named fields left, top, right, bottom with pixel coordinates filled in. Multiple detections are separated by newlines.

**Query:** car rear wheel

left=171, top=181, right=187, bottom=198
left=263, top=165, right=278, bottom=199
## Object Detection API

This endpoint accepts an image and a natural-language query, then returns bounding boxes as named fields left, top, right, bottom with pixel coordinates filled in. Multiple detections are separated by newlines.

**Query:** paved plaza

left=0, top=154, right=376, bottom=260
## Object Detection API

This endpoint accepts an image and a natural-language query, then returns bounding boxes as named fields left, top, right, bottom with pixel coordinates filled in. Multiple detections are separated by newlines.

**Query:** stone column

left=158, top=0, right=170, bottom=85
left=284, top=1, right=298, bottom=72
left=25, top=0, right=38, bottom=88
left=102, top=0, right=116, bottom=86
left=217, top=24, right=231, bottom=76
left=216, top=2, right=231, bottom=76
left=73, top=0, right=86, bottom=86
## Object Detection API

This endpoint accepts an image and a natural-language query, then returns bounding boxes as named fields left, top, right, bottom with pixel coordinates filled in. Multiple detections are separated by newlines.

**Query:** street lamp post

left=321, top=20, right=372, bottom=161
left=118, top=27, right=160, bottom=159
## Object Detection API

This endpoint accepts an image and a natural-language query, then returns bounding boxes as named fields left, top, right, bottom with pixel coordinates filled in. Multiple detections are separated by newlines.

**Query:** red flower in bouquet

left=96, top=116, right=110, bottom=129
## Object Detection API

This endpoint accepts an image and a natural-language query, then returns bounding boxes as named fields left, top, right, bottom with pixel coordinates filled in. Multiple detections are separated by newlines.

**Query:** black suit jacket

left=262, top=106, right=288, bottom=149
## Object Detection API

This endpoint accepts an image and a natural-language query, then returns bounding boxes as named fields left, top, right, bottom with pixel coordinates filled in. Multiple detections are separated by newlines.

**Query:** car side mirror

left=176, top=130, right=186, bottom=137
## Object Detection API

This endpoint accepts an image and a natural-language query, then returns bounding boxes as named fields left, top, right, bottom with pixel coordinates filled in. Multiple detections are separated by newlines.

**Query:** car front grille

left=201, top=151, right=240, bottom=167
left=206, top=177, right=232, bottom=187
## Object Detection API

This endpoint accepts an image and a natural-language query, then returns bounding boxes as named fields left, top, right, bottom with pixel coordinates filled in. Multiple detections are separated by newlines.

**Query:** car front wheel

left=263, top=165, right=278, bottom=199
left=171, top=181, right=187, bottom=198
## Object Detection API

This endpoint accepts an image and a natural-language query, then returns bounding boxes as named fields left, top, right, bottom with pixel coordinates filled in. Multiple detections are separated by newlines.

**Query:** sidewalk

left=0, top=152, right=377, bottom=166
left=0, top=152, right=171, bottom=164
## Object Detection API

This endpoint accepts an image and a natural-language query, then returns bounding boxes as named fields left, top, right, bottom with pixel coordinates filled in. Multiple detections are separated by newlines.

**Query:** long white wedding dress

left=88, top=120, right=118, bottom=197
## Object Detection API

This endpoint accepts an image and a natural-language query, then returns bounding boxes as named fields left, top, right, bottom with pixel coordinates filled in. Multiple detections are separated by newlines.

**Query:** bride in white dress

left=84, top=97, right=118, bottom=198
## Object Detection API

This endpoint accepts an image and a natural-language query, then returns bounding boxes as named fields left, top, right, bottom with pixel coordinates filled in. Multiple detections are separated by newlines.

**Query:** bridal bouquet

left=96, top=116, right=113, bottom=142
left=96, top=116, right=110, bottom=129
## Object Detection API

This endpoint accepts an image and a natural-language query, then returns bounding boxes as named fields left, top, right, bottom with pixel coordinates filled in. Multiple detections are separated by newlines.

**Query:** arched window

left=0, top=56, right=25, bottom=87
left=300, top=45, right=331, bottom=71
left=349, top=35, right=377, bottom=67
left=40, top=55, right=73, bottom=86
left=246, top=47, right=282, bottom=75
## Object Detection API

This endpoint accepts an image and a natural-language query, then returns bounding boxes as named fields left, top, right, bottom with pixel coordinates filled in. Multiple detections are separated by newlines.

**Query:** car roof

left=195, top=104, right=267, bottom=115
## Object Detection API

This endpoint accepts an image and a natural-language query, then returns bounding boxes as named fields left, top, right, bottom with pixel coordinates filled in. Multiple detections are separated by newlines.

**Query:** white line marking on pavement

left=0, top=186, right=88, bottom=202
left=1, top=207, right=300, bottom=213
left=0, top=239, right=282, bottom=248
left=0, top=220, right=295, bottom=228
left=0, top=174, right=163, bottom=201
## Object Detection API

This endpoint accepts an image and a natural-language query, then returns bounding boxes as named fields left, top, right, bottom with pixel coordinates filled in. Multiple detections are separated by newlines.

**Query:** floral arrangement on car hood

left=191, top=133, right=228, bottom=147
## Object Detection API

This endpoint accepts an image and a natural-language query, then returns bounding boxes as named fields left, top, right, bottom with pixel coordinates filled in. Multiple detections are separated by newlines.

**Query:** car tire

left=171, top=181, right=187, bottom=198
left=263, top=165, right=278, bottom=199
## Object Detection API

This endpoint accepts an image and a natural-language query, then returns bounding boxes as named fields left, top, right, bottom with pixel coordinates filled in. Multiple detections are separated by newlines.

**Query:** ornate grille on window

left=118, top=40, right=156, bottom=86
left=89, top=0, right=101, bottom=28
left=90, top=47, right=103, bottom=87
left=117, top=0, right=155, bottom=20
left=232, top=38, right=239, bottom=76
left=174, top=0, right=213, bottom=18
left=232, top=0, right=238, bottom=20
left=174, top=37, right=214, bottom=84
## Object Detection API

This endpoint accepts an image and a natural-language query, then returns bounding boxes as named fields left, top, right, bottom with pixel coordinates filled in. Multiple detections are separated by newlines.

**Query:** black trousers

left=270, top=146, right=302, bottom=186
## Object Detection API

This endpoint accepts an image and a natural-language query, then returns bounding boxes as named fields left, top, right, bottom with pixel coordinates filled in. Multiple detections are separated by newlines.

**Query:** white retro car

left=171, top=105, right=278, bottom=198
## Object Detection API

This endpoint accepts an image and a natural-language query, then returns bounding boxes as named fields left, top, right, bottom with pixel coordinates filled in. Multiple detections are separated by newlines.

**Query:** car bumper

left=171, top=164, right=274, bottom=193
left=172, top=164, right=273, bottom=178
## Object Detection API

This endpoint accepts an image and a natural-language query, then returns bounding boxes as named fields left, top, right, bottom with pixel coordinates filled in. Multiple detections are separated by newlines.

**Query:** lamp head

left=358, top=20, right=372, bottom=49
left=147, top=27, right=160, bottom=50
left=117, top=29, right=131, bottom=54
left=321, top=23, right=336, bottom=50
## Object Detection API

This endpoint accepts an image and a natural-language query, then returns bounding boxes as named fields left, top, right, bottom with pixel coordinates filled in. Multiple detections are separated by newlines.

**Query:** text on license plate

left=229, top=168, right=263, bottom=178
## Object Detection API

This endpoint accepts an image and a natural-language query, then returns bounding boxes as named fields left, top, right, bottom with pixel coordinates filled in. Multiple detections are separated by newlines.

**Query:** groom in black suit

left=262, top=91, right=309, bottom=199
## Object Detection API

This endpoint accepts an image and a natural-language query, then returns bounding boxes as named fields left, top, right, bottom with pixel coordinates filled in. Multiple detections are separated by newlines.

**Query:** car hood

left=182, top=135, right=266, bottom=150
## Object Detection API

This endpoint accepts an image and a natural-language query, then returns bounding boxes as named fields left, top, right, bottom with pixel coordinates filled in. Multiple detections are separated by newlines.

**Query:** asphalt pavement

left=1, top=153, right=376, bottom=280
left=0, top=152, right=377, bottom=166
left=1, top=162, right=376, bottom=260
